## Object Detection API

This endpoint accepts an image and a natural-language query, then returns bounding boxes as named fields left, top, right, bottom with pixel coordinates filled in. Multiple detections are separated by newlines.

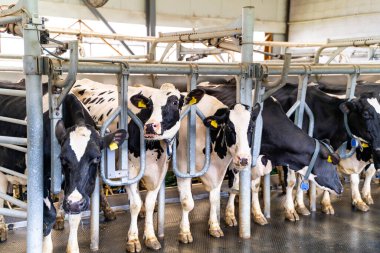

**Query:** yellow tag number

left=109, top=142, right=118, bottom=151
left=138, top=100, right=146, bottom=108
left=210, top=120, right=218, bottom=128
left=189, top=97, right=197, bottom=105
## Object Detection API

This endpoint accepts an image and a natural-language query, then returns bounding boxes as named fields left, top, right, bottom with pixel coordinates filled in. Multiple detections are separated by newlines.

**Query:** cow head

left=340, top=93, right=380, bottom=169
left=302, top=143, right=343, bottom=195
left=204, top=103, right=261, bottom=169
left=55, top=121, right=127, bottom=214
left=130, top=83, right=205, bottom=140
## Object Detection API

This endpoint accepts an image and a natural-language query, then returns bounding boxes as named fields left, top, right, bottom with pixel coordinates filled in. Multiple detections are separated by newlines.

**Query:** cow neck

left=210, top=124, right=229, bottom=160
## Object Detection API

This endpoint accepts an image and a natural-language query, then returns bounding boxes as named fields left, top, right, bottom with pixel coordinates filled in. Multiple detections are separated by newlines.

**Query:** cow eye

left=172, top=100, right=178, bottom=106
left=363, top=110, right=371, bottom=119
left=92, top=156, right=101, bottom=164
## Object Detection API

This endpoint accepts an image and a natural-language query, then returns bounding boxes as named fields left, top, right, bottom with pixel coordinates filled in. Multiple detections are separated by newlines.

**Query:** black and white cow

left=273, top=83, right=380, bottom=214
left=71, top=79, right=204, bottom=252
left=175, top=83, right=342, bottom=242
left=0, top=80, right=126, bottom=253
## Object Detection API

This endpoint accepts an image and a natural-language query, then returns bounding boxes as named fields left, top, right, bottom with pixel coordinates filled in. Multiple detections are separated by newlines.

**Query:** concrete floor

left=1, top=182, right=379, bottom=253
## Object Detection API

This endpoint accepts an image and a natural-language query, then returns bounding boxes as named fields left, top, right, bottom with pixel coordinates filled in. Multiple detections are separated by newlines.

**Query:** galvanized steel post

left=157, top=179, right=165, bottom=238
left=239, top=6, right=254, bottom=239
left=90, top=175, right=100, bottom=251
left=23, top=0, right=44, bottom=252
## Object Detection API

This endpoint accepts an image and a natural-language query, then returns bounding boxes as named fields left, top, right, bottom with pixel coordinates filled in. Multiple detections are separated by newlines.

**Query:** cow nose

left=64, top=198, right=88, bottom=214
left=145, top=122, right=161, bottom=135
left=240, top=158, right=248, bottom=166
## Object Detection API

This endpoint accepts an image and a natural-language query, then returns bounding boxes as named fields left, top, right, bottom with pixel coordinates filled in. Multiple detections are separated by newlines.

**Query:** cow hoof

left=53, top=217, right=65, bottom=230
left=178, top=231, right=193, bottom=244
left=209, top=228, right=224, bottom=238
left=321, top=204, right=335, bottom=215
left=353, top=201, right=369, bottom=212
left=284, top=209, right=299, bottom=222
left=0, top=224, right=7, bottom=243
left=295, top=205, right=311, bottom=216
left=103, top=208, right=116, bottom=222
left=253, top=214, right=268, bottom=226
left=126, top=239, right=141, bottom=253
left=225, top=215, right=238, bottom=227
left=363, top=195, right=374, bottom=205
left=145, top=238, right=161, bottom=250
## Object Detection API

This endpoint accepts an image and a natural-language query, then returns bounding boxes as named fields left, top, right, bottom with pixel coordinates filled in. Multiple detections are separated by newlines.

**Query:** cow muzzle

left=63, top=195, right=89, bottom=214
left=233, top=155, right=251, bottom=169
left=144, top=122, right=162, bottom=138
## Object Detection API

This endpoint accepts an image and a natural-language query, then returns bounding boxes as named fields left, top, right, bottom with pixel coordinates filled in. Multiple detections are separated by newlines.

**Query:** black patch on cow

left=89, top=97, right=98, bottom=104
left=108, top=98, right=115, bottom=102
left=166, top=92, right=171, bottom=95
left=99, top=114, right=104, bottom=122
left=161, top=95, right=181, bottom=133
left=106, top=108, right=113, bottom=116
left=98, top=91, right=106, bottom=96
left=83, top=97, right=91, bottom=105
left=78, top=89, right=86, bottom=96
left=108, top=91, right=114, bottom=94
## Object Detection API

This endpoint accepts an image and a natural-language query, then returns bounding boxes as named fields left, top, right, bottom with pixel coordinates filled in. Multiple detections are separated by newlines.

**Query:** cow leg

left=277, top=166, right=287, bottom=194
left=126, top=183, right=142, bottom=253
left=295, top=174, right=310, bottom=216
left=100, top=181, right=116, bottom=221
left=225, top=192, right=237, bottom=226
left=42, top=232, right=53, bottom=253
left=351, top=173, right=369, bottom=212
left=143, top=188, right=161, bottom=250
left=66, top=214, right=81, bottom=253
left=362, top=164, right=375, bottom=205
left=284, top=170, right=299, bottom=221
left=321, top=190, right=334, bottom=215
left=0, top=172, right=8, bottom=242
left=251, top=177, right=268, bottom=225
left=209, top=185, right=224, bottom=238
left=177, top=177, right=194, bottom=244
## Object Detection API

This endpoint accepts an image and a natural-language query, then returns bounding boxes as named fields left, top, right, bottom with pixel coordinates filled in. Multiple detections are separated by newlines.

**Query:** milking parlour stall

left=0, top=1, right=379, bottom=253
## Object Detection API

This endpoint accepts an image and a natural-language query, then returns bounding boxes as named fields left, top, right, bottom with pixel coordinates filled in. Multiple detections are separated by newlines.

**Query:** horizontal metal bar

left=0, top=192, right=27, bottom=209
left=0, top=143, right=27, bottom=152
left=0, top=136, right=27, bottom=146
left=265, top=64, right=380, bottom=75
left=0, top=88, right=26, bottom=97
left=0, top=166, right=28, bottom=180
left=0, top=66, right=23, bottom=72
left=0, top=1, right=23, bottom=18
left=0, top=207, right=27, bottom=219
left=0, top=15, right=22, bottom=26
left=0, top=116, right=27, bottom=126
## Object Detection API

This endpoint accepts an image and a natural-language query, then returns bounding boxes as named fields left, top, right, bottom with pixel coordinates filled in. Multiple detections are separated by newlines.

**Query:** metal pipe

left=0, top=208, right=27, bottom=219
left=263, top=173, right=271, bottom=218
left=157, top=179, right=165, bottom=238
left=0, top=136, right=27, bottom=145
left=24, top=0, right=44, bottom=252
left=0, top=166, right=27, bottom=180
left=187, top=72, right=198, bottom=176
left=0, top=0, right=23, bottom=17
left=0, top=116, right=27, bottom=126
left=262, top=53, right=291, bottom=89
left=239, top=6, right=254, bottom=239
left=0, top=192, right=27, bottom=210
left=81, top=0, right=135, bottom=55
left=90, top=174, right=100, bottom=251
left=0, top=66, right=24, bottom=72
left=0, top=15, right=22, bottom=26
left=0, top=143, right=27, bottom=153
left=0, top=88, right=26, bottom=97
left=286, top=101, right=300, bottom=118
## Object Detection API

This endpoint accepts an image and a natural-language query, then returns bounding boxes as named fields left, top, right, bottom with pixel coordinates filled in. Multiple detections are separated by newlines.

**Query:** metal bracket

left=23, top=55, right=43, bottom=75
left=248, top=63, right=263, bottom=79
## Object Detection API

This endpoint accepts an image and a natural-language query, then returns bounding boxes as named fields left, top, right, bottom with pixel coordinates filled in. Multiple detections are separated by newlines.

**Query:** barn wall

left=3, top=0, right=287, bottom=33
left=289, top=0, right=380, bottom=42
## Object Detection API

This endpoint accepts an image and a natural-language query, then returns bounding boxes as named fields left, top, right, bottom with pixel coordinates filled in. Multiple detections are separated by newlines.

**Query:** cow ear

left=327, top=153, right=340, bottom=165
left=184, top=88, right=205, bottom=106
left=102, top=129, right=128, bottom=150
left=203, top=108, right=229, bottom=129
left=55, top=120, right=67, bottom=145
left=130, top=92, right=150, bottom=109
left=251, top=103, right=261, bottom=121
left=179, top=94, right=185, bottom=109
left=339, top=101, right=356, bottom=114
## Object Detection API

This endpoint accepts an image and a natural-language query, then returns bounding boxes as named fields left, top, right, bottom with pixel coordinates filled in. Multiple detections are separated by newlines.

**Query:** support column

left=239, top=6, right=254, bottom=239
left=24, top=0, right=44, bottom=252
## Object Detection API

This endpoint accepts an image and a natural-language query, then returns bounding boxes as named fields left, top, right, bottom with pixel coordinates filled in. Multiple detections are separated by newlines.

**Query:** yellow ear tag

left=327, top=155, right=333, bottom=163
left=109, top=142, right=118, bottom=151
left=188, top=97, right=197, bottom=105
left=210, top=120, right=218, bottom=128
left=362, top=143, right=369, bottom=148
left=137, top=100, right=146, bottom=108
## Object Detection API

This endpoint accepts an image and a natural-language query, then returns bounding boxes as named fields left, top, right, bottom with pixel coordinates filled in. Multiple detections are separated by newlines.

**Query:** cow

left=273, top=83, right=380, bottom=215
left=174, top=83, right=342, bottom=243
left=0, top=80, right=127, bottom=253
left=71, top=79, right=205, bottom=252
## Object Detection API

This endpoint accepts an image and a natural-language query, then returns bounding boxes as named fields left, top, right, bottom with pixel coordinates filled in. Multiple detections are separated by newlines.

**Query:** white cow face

left=204, top=103, right=261, bottom=170
left=130, top=83, right=205, bottom=140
